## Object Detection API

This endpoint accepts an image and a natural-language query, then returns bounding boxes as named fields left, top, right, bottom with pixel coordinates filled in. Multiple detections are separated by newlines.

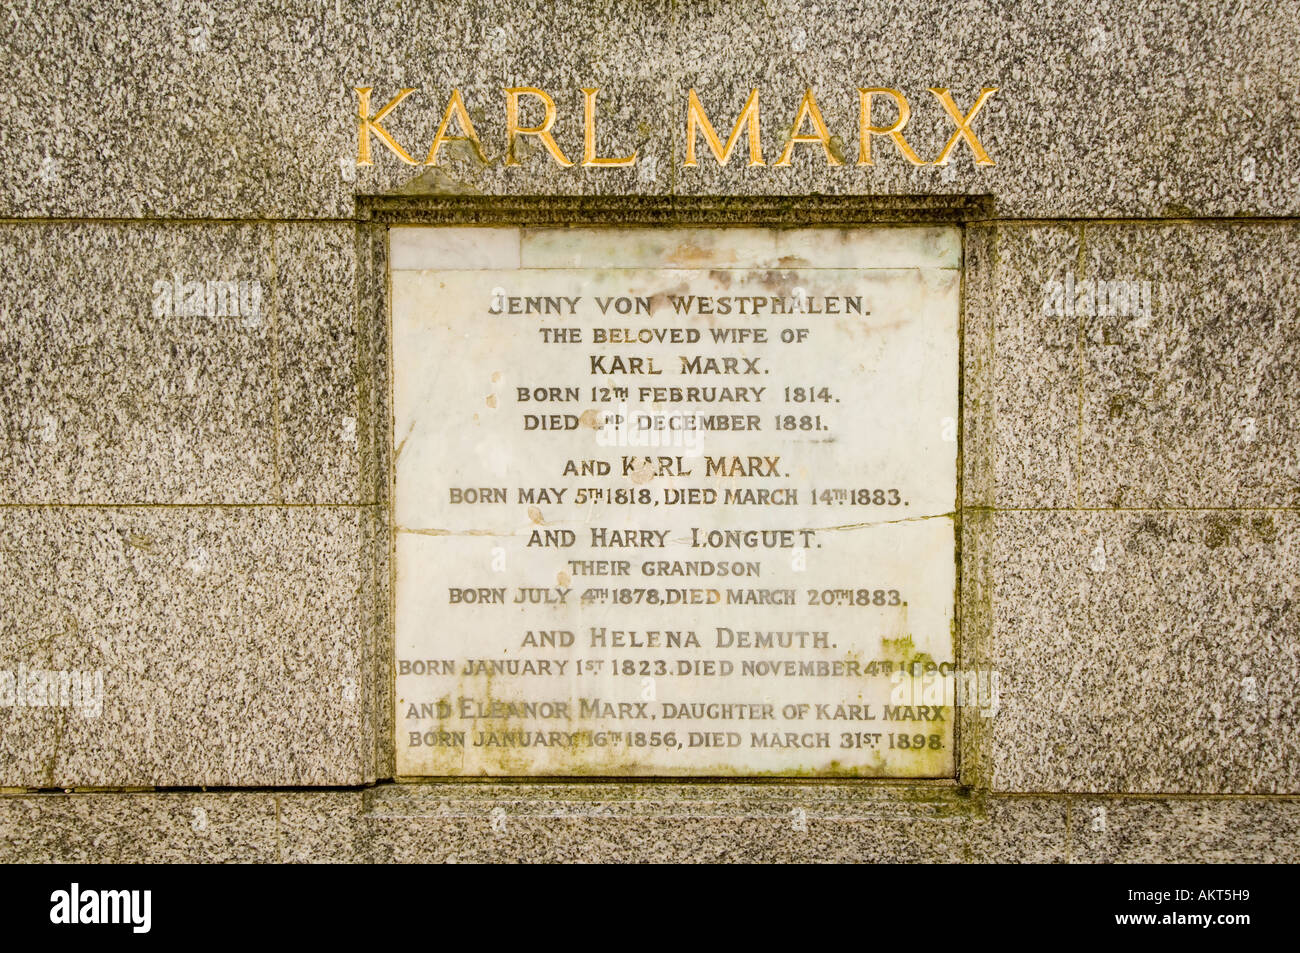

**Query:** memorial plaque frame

left=353, top=194, right=996, bottom=787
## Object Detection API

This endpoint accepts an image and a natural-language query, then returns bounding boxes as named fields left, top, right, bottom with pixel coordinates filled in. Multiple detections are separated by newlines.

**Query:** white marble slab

left=391, top=226, right=960, bottom=777
left=390, top=226, right=521, bottom=271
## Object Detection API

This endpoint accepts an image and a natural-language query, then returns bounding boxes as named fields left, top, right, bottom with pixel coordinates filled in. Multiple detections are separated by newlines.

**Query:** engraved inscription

left=392, top=226, right=960, bottom=777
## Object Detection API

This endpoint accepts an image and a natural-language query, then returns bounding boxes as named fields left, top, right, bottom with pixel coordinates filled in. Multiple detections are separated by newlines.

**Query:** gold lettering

left=684, top=88, right=764, bottom=167
left=355, top=87, right=418, bottom=165
left=504, top=87, right=573, bottom=166
left=857, top=88, right=926, bottom=166
left=581, top=88, right=637, bottom=167
left=425, top=88, right=488, bottom=165
left=776, top=89, right=839, bottom=166
left=928, top=87, right=998, bottom=166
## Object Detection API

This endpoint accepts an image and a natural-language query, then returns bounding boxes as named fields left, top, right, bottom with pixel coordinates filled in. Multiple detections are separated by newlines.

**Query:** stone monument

left=1, top=1, right=1297, bottom=862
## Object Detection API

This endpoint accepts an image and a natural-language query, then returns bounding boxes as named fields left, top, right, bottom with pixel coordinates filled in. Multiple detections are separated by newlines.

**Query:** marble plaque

left=391, top=226, right=960, bottom=777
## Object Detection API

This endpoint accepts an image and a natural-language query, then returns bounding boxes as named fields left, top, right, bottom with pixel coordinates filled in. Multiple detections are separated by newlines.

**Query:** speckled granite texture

left=0, top=223, right=361, bottom=505
left=0, top=506, right=383, bottom=787
left=2, top=786, right=1298, bottom=863
left=1, top=0, right=1298, bottom=861
left=2, top=1, right=1296, bottom=218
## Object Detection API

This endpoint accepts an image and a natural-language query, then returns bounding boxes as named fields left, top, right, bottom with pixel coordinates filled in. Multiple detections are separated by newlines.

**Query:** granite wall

left=1, top=0, right=1297, bottom=861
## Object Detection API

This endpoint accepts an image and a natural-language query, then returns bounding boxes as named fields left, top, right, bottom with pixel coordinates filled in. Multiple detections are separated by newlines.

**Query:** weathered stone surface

left=961, top=225, right=996, bottom=510
left=7, top=786, right=1297, bottom=862
left=972, top=221, right=1300, bottom=509
left=21, top=785, right=1300, bottom=862
left=0, top=505, right=379, bottom=787
left=0, top=1, right=368, bottom=219
left=274, top=223, right=363, bottom=504
left=0, top=223, right=277, bottom=504
left=1069, top=797, right=1300, bottom=863
left=0, top=222, right=363, bottom=506
left=289, top=783, right=1069, bottom=863
left=275, top=791, right=370, bottom=863
left=673, top=1, right=1300, bottom=219
left=1, top=0, right=1297, bottom=864
left=0, top=0, right=675, bottom=219
left=2, top=2, right=1297, bottom=218
left=957, top=507, right=996, bottom=790
left=0, top=792, right=280, bottom=863
left=1079, top=223, right=1300, bottom=508
left=390, top=226, right=959, bottom=778
left=990, top=510, right=1300, bottom=794
left=983, top=223, right=1082, bottom=508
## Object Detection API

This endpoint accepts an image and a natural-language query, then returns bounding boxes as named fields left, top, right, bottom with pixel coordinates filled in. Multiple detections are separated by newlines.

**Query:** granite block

left=358, top=494, right=393, bottom=782
left=670, top=1, right=1300, bottom=217
left=988, top=224, right=1082, bottom=508
left=961, top=224, right=995, bottom=510
left=0, top=0, right=677, bottom=217
left=0, top=0, right=367, bottom=219
left=1079, top=223, right=1300, bottom=508
left=990, top=510, right=1300, bottom=794
left=0, top=505, right=378, bottom=787
left=12, top=786, right=1298, bottom=862
left=273, top=223, right=362, bottom=504
left=354, top=783, right=1066, bottom=863
left=1, top=2, right=1297, bottom=217
left=0, top=223, right=278, bottom=504
left=1069, top=797, right=1300, bottom=863
left=7, top=785, right=1060, bottom=863
left=275, top=791, right=371, bottom=863
left=356, top=223, right=392, bottom=509
left=958, top=507, right=996, bottom=790
left=0, top=221, right=366, bottom=506
left=0, top=792, right=279, bottom=863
